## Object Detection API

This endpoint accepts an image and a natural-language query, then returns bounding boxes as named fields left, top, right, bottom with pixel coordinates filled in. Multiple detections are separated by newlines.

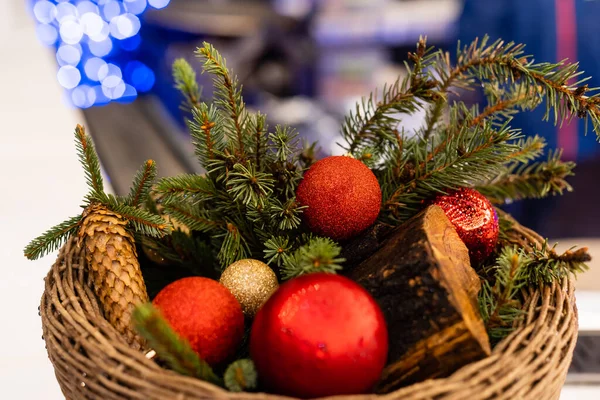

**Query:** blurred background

left=3, top=0, right=600, bottom=398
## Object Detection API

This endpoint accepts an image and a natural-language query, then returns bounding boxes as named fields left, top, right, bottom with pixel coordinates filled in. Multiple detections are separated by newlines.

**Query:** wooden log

left=348, top=205, right=491, bottom=393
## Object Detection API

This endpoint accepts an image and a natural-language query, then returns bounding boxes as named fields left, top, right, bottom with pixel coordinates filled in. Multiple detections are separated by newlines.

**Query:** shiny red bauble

left=433, top=188, right=499, bottom=265
left=152, top=277, right=244, bottom=366
left=250, top=273, right=388, bottom=398
left=296, top=156, right=382, bottom=241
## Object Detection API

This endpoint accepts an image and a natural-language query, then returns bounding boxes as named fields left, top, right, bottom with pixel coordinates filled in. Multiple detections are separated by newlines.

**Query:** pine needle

left=74, top=125, right=104, bottom=197
left=24, top=215, right=82, bottom=260
left=172, top=58, right=201, bottom=109
left=281, top=237, right=345, bottom=280
left=127, top=160, right=157, bottom=207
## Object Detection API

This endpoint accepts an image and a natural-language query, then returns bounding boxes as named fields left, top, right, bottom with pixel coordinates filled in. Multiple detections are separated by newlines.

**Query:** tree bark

left=348, top=205, right=491, bottom=392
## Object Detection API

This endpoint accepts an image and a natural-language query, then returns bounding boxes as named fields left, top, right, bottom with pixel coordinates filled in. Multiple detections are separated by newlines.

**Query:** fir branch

left=132, top=304, right=222, bottom=385
left=470, top=93, right=531, bottom=128
left=109, top=203, right=171, bottom=238
left=341, top=83, right=422, bottom=156
left=154, top=174, right=216, bottom=204
left=223, top=359, right=258, bottom=393
left=162, top=203, right=222, bottom=233
left=526, top=241, right=590, bottom=286
left=197, top=42, right=247, bottom=156
left=189, top=103, right=225, bottom=166
left=172, top=58, right=201, bottom=109
left=435, top=36, right=600, bottom=137
left=127, top=160, right=157, bottom=207
left=478, top=150, right=574, bottom=204
left=217, top=222, right=252, bottom=268
left=24, top=215, right=82, bottom=260
left=271, top=198, right=305, bottom=231
left=270, top=125, right=300, bottom=162
left=227, top=163, right=274, bottom=207
left=480, top=243, right=590, bottom=340
left=281, top=237, right=345, bottom=280
left=90, top=191, right=171, bottom=237
left=247, top=112, right=267, bottom=169
left=382, top=118, right=522, bottom=223
left=74, top=124, right=104, bottom=197
left=263, top=236, right=293, bottom=267
left=479, top=247, right=529, bottom=340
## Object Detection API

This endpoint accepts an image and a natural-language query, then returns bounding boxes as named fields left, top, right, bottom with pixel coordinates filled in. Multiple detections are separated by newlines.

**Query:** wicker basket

left=41, top=225, right=578, bottom=400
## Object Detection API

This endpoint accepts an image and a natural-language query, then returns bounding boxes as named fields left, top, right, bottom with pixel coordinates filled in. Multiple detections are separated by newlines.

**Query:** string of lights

left=30, top=0, right=170, bottom=108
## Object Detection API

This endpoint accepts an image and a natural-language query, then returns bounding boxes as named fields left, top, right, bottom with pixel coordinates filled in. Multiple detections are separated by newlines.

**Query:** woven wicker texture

left=41, top=235, right=578, bottom=400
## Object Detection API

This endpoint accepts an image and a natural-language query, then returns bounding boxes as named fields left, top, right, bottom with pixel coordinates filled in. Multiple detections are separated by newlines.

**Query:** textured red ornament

left=152, top=277, right=244, bottom=366
left=432, top=188, right=499, bottom=265
left=296, top=156, right=382, bottom=241
left=250, top=273, right=388, bottom=398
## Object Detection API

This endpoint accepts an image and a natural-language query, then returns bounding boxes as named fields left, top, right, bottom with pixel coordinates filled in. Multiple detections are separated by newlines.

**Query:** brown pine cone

left=79, top=204, right=149, bottom=349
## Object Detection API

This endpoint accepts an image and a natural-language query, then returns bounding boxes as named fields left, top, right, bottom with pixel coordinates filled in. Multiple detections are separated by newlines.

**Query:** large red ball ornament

left=250, top=273, right=388, bottom=398
left=296, top=156, right=382, bottom=241
left=432, top=188, right=499, bottom=265
left=152, top=277, right=244, bottom=366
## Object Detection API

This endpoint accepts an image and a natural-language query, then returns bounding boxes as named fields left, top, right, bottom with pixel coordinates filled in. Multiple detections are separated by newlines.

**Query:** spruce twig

left=478, top=150, right=575, bottom=204
left=224, top=359, right=258, bottom=392
left=24, top=215, right=82, bottom=260
left=127, top=160, right=157, bottom=207
left=197, top=42, right=247, bottom=156
left=74, top=124, right=104, bottom=197
left=281, top=237, right=345, bottom=280
left=173, top=58, right=201, bottom=109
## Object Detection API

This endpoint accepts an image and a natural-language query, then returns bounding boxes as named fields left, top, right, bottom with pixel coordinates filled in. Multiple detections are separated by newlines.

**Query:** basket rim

left=40, top=236, right=578, bottom=400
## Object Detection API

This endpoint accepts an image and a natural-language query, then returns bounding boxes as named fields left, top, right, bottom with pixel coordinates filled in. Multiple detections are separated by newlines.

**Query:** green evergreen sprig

left=160, top=44, right=328, bottom=274
left=172, top=58, right=201, bottom=110
left=197, top=42, right=248, bottom=157
left=223, top=359, right=258, bottom=392
left=24, top=215, right=82, bottom=260
left=479, top=243, right=590, bottom=340
left=280, top=237, right=345, bottom=280
left=25, top=126, right=171, bottom=260
left=477, top=150, right=575, bottom=204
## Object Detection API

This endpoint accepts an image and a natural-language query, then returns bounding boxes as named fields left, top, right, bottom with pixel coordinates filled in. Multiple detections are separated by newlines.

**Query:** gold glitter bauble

left=219, top=259, right=279, bottom=318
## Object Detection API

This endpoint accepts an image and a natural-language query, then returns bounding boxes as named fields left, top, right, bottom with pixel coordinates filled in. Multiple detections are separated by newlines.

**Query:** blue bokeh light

left=33, top=1, right=57, bottom=24
left=57, top=65, right=82, bottom=89
left=30, top=0, right=170, bottom=107
left=88, top=36, right=113, bottom=57
left=148, top=0, right=170, bottom=10
left=125, top=60, right=154, bottom=92
left=124, top=0, right=147, bottom=15
left=56, top=44, right=82, bottom=66
left=84, top=57, right=107, bottom=81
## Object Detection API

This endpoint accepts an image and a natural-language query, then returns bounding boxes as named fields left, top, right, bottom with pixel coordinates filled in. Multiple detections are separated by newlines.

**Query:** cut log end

left=349, top=205, right=491, bottom=392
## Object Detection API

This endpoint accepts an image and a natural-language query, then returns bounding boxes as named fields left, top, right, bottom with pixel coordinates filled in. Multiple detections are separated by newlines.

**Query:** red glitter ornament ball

left=296, top=156, right=382, bottom=241
left=432, top=188, right=499, bottom=265
left=250, top=273, right=388, bottom=398
left=152, top=277, right=244, bottom=366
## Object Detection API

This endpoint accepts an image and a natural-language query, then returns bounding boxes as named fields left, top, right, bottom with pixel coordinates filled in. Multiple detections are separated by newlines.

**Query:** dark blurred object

left=568, top=332, right=600, bottom=383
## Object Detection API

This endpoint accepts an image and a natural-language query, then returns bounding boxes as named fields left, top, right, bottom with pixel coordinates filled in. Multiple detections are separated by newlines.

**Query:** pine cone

left=79, top=204, right=149, bottom=349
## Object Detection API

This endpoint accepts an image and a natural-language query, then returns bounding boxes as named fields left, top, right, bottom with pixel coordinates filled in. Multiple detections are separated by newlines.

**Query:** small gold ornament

left=219, top=259, right=279, bottom=317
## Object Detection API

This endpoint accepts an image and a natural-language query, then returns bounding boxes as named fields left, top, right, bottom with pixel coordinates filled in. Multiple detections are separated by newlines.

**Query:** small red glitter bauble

left=432, top=188, right=499, bottom=265
left=250, top=273, right=388, bottom=398
left=296, top=156, right=382, bottom=241
left=152, top=277, right=244, bottom=366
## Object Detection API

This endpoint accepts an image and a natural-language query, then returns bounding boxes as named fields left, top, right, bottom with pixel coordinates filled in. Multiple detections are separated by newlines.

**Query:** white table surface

left=1, top=2, right=599, bottom=399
